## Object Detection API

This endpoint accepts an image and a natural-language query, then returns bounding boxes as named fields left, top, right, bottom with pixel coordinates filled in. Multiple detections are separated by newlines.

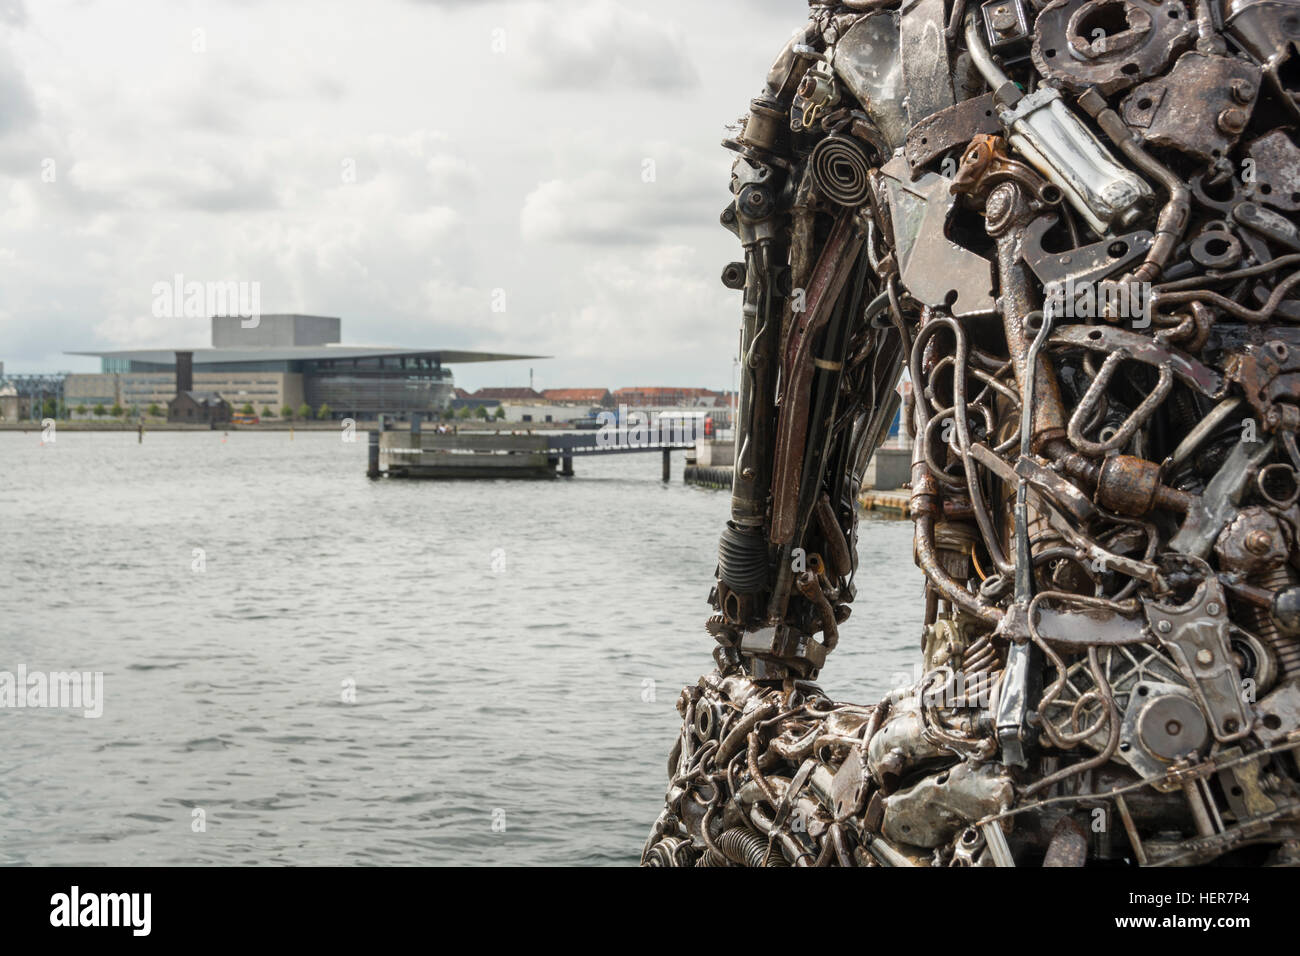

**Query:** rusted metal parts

left=1031, top=0, right=1197, bottom=95
left=648, top=0, right=1300, bottom=868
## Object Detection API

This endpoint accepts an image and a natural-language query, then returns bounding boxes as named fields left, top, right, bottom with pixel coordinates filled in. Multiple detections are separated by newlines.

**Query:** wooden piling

left=367, top=429, right=381, bottom=480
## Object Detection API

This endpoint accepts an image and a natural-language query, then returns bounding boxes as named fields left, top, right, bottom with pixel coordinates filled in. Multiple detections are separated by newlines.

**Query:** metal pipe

left=1077, top=88, right=1190, bottom=284
left=915, top=514, right=1004, bottom=624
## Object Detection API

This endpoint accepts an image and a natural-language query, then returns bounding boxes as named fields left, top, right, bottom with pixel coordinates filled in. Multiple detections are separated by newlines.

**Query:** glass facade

left=90, top=351, right=457, bottom=419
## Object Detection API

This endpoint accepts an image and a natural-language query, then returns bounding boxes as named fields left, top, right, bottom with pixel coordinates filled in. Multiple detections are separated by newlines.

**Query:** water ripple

left=0, top=432, right=922, bottom=865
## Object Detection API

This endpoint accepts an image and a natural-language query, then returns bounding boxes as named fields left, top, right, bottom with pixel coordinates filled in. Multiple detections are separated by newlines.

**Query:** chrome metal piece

left=997, top=86, right=1155, bottom=233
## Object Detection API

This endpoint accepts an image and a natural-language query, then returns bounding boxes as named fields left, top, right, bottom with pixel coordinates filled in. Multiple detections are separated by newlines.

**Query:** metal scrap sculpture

left=644, top=0, right=1300, bottom=866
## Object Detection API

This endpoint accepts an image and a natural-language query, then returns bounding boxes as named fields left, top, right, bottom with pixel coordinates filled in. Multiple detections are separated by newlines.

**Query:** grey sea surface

left=0, top=430, right=922, bottom=865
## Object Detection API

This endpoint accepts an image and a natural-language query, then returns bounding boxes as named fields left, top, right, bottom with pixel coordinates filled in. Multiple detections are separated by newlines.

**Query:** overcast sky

left=0, top=0, right=804, bottom=392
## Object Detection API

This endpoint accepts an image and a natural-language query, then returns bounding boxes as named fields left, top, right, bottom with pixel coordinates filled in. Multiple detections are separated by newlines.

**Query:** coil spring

left=1255, top=566, right=1300, bottom=678
left=716, top=826, right=789, bottom=867
left=963, top=633, right=999, bottom=673
left=644, top=837, right=693, bottom=867
left=810, top=135, right=871, bottom=208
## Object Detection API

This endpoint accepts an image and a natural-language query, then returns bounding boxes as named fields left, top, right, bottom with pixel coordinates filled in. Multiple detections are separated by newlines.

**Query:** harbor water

left=0, top=430, right=923, bottom=865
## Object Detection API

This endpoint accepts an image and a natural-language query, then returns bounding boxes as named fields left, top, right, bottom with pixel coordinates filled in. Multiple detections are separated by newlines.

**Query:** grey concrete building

left=68, top=315, right=545, bottom=420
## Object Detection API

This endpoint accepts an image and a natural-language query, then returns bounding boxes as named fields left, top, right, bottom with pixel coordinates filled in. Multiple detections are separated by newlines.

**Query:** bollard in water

left=367, top=428, right=380, bottom=480
left=662, top=447, right=670, bottom=482
left=138, top=422, right=143, bottom=444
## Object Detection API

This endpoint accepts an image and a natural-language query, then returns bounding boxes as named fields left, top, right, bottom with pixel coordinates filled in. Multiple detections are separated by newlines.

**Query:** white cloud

left=0, top=0, right=800, bottom=392
left=521, top=139, right=728, bottom=245
left=513, top=0, right=700, bottom=92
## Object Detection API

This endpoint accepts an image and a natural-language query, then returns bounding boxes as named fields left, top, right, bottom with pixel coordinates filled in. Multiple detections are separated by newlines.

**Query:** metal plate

left=905, top=93, right=1000, bottom=174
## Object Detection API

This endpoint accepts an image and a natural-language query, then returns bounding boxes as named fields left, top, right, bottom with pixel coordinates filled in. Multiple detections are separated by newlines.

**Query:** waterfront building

left=541, top=388, right=612, bottom=406
left=168, top=390, right=232, bottom=425
left=612, top=386, right=729, bottom=408
left=65, top=315, right=543, bottom=421
left=470, top=387, right=546, bottom=403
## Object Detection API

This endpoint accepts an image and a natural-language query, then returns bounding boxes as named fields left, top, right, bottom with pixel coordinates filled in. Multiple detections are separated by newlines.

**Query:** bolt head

left=1218, top=108, right=1248, bottom=135
left=1156, top=619, right=1172, bottom=634
left=1196, top=648, right=1214, bottom=666
left=1246, top=530, right=1274, bottom=555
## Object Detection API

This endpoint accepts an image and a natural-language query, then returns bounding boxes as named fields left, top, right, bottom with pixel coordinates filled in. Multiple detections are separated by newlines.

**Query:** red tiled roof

left=471, top=387, right=543, bottom=401
left=612, top=387, right=727, bottom=406
left=541, top=388, right=610, bottom=403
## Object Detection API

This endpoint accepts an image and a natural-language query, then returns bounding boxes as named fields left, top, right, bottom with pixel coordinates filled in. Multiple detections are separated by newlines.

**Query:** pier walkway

left=370, top=427, right=696, bottom=480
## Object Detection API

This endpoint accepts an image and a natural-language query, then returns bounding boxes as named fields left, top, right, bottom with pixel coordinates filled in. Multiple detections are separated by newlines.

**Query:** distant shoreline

left=0, top=420, right=584, bottom=433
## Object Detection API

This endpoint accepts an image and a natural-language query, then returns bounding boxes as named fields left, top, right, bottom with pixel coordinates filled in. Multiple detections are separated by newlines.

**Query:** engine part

left=1023, top=216, right=1154, bottom=286
left=1032, top=0, right=1197, bottom=95
left=905, top=93, right=1000, bottom=173
left=881, top=762, right=1015, bottom=847
left=1142, top=556, right=1253, bottom=741
left=981, top=0, right=1033, bottom=55
left=969, top=19, right=1156, bottom=233
left=1120, top=52, right=1262, bottom=163
left=1245, top=130, right=1300, bottom=213
left=811, top=135, right=873, bottom=207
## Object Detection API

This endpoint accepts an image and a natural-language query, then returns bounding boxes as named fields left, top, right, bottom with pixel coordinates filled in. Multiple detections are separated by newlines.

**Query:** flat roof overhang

left=66, top=347, right=549, bottom=365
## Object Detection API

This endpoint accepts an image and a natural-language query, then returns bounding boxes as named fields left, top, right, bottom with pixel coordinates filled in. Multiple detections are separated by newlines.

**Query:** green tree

left=281, top=405, right=293, bottom=419
left=457, top=405, right=472, bottom=420
left=240, top=403, right=255, bottom=415
left=493, top=406, right=506, bottom=420
left=75, top=404, right=87, bottom=417
left=93, top=404, right=106, bottom=417
left=262, top=406, right=275, bottom=419
left=147, top=403, right=162, bottom=418
left=110, top=404, right=124, bottom=418
left=41, top=398, right=57, bottom=419
left=474, top=405, right=489, bottom=419
left=297, top=403, right=312, bottom=420
left=316, top=403, right=332, bottom=420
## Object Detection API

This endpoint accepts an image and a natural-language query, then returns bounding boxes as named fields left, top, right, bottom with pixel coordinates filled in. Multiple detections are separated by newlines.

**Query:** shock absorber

left=1215, top=507, right=1300, bottom=678
left=1253, top=565, right=1300, bottom=678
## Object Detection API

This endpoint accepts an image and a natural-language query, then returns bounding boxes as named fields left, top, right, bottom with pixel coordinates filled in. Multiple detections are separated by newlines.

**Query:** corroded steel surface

left=645, top=0, right=1300, bottom=867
